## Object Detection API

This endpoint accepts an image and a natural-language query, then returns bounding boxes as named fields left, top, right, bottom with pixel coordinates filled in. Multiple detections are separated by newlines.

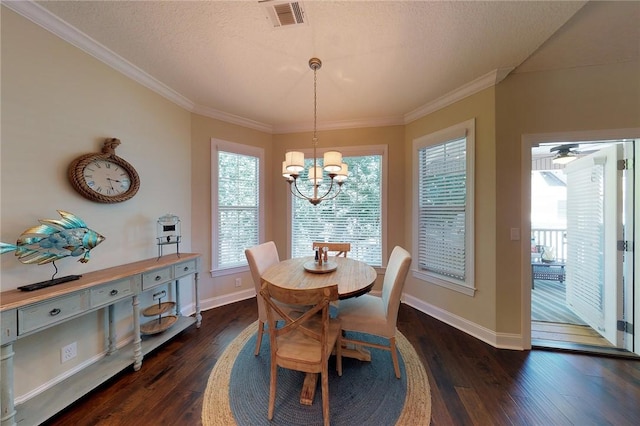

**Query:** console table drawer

left=18, top=291, right=89, bottom=335
left=174, top=260, right=197, bottom=278
left=1, top=310, right=17, bottom=345
left=142, top=267, right=172, bottom=290
left=91, top=279, right=134, bottom=308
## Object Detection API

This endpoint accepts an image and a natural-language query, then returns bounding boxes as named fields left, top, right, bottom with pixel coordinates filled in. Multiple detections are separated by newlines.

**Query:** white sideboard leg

left=0, top=343, right=16, bottom=426
left=174, top=280, right=181, bottom=316
left=107, top=304, right=117, bottom=355
left=132, top=295, right=143, bottom=371
left=194, top=272, right=201, bottom=328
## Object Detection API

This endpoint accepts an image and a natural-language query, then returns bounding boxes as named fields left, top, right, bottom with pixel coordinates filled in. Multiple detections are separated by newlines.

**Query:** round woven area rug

left=202, top=321, right=431, bottom=425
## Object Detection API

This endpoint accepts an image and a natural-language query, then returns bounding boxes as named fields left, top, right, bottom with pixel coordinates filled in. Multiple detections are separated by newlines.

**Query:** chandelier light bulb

left=282, top=161, right=293, bottom=181
left=335, top=163, right=348, bottom=183
left=308, top=166, right=324, bottom=185
left=323, top=151, right=343, bottom=173
left=285, top=151, right=305, bottom=173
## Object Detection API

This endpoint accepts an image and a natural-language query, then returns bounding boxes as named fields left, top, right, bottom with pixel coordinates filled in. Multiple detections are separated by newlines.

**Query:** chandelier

left=282, top=58, right=347, bottom=205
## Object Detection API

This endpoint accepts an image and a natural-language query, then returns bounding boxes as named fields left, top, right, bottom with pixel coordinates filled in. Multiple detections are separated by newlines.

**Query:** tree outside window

left=291, top=151, right=384, bottom=266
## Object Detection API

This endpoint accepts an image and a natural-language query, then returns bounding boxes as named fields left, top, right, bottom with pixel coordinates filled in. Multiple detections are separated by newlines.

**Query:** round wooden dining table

left=261, top=255, right=377, bottom=405
left=261, top=256, right=377, bottom=299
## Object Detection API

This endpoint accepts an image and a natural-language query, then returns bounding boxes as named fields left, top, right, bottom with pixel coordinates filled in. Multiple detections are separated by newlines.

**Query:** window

left=290, top=146, right=386, bottom=267
left=211, top=139, right=264, bottom=276
left=413, top=119, right=475, bottom=295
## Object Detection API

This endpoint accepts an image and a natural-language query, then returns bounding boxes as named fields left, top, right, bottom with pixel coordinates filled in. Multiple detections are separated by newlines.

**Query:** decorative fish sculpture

left=0, top=210, right=105, bottom=264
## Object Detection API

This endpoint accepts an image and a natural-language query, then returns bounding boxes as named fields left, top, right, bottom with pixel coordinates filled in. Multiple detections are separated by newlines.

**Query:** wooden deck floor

left=529, top=278, right=637, bottom=356
left=532, top=321, right=612, bottom=347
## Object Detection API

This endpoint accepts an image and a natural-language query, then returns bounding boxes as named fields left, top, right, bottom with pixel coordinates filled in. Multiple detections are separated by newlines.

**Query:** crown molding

left=404, top=67, right=514, bottom=124
left=4, top=1, right=278, bottom=133
left=5, top=1, right=515, bottom=134
left=191, top=105, right=274, bottom=134
left=272, top=115, right=405, bottom=134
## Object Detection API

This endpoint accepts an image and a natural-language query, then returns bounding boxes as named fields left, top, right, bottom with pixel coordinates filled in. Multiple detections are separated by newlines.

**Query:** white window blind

left=565, top=159, right=605, bottom=327
left=291, top=154, right=383, bottom=266
left=418, top=139, right=467, bottom=280
left=211, top=139, right=263, bottom=275
left=413, top=118, right=475, bottom=295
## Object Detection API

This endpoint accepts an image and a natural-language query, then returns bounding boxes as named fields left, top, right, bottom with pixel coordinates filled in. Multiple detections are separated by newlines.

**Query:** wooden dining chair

left=245, top=241, right=283, bottom=356
left=260, top=282, right=342, bottom=426
left=337, top=246, right=411, bottom=378
left=312, top=242, right=351, bottom=257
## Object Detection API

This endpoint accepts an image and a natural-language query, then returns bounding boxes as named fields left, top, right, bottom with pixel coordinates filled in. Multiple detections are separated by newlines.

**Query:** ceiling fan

left=550, top=143, right=579, bottom=165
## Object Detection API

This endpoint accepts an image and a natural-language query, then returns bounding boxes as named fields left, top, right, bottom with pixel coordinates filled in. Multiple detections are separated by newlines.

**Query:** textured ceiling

left=7, top=1, right=639, bottom=133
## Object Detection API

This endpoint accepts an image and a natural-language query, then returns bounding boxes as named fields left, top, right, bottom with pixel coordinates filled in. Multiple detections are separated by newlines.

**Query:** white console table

left=0, top=253, right=201, bottom=426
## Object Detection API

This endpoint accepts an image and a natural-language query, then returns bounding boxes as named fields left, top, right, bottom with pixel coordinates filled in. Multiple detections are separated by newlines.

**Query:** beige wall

left=399, top=59, right=640, bottom=340
left=495, top=60, right=640, bottom=334
left=189, top=113, right=272, bottom=303
left=190, top=120, right=405, bottom=303
left=404, top=88, right=498, bottom=330
left=1, top=9, right=192, bottom=398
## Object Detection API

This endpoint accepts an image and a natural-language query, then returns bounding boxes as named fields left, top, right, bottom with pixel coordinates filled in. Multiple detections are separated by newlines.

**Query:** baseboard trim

left=199, top=288, right=256, bottom=312
left=402, top=294, right=525, bottom=350
left=197, top=290, right=526, bottom=350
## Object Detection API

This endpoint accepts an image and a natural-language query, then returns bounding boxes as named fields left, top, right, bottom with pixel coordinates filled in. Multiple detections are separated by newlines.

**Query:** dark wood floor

left=43, top=298, right=640, bottom=425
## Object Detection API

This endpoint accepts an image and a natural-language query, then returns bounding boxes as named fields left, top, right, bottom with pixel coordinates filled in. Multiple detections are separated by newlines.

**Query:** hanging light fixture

left=551, top=144, right=579, bottom=165
left=282, top=58, right=347, bottom=205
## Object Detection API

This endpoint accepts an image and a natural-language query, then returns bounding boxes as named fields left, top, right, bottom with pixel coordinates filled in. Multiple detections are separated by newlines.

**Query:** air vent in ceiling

left=261, top=1, right=307, bottom=28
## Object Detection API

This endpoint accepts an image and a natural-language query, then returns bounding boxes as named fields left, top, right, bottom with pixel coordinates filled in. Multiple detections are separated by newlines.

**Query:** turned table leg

left=1, top=343, right=16, bottom=426
left=132, top=295, right=143, bottom=371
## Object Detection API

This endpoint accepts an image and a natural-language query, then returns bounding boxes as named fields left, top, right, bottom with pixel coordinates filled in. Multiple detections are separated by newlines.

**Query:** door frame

left=520, top=128, right=639, bottom=353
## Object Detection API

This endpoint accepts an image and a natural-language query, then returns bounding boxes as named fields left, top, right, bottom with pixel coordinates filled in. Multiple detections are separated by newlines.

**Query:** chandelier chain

left=312, top=60, right=318, bottom=191
left=313, top=65, right=318, bottom=144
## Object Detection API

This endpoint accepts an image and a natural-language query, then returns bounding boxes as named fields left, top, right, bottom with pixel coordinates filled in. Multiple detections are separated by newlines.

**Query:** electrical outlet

left=235, top=278, right=242, bottom=288
left=61, top=341, right=77, bottom=363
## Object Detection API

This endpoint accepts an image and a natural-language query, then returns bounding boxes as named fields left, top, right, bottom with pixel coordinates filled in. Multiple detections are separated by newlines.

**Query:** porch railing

left=531, top=228, right=567, bottom=263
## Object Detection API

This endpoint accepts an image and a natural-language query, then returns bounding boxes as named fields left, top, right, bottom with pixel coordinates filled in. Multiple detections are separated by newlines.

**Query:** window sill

left=412, top=270, right=476, bottom=296
left=210, top=265, right=249, bottom=278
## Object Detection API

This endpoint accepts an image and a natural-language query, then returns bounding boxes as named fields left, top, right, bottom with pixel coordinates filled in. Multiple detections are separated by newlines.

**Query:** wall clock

left=68, top=138, right=140, bottom=203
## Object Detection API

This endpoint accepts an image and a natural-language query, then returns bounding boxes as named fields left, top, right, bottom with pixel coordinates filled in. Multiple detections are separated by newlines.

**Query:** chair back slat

left=312, top=242, right=351, bottom=257
left=260, top=277, right=342, bottom=425
left=266, top=282, right=338, bottom=306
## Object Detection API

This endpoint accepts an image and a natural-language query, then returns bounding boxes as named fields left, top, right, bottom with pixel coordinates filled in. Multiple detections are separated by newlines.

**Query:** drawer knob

left=110, top=289, right=119, bottom=296
left=155, top=275, right=161, bottom=281
left=183, top=266, right=189, bottom=272
left=49, top=308, right=61, bottom=316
